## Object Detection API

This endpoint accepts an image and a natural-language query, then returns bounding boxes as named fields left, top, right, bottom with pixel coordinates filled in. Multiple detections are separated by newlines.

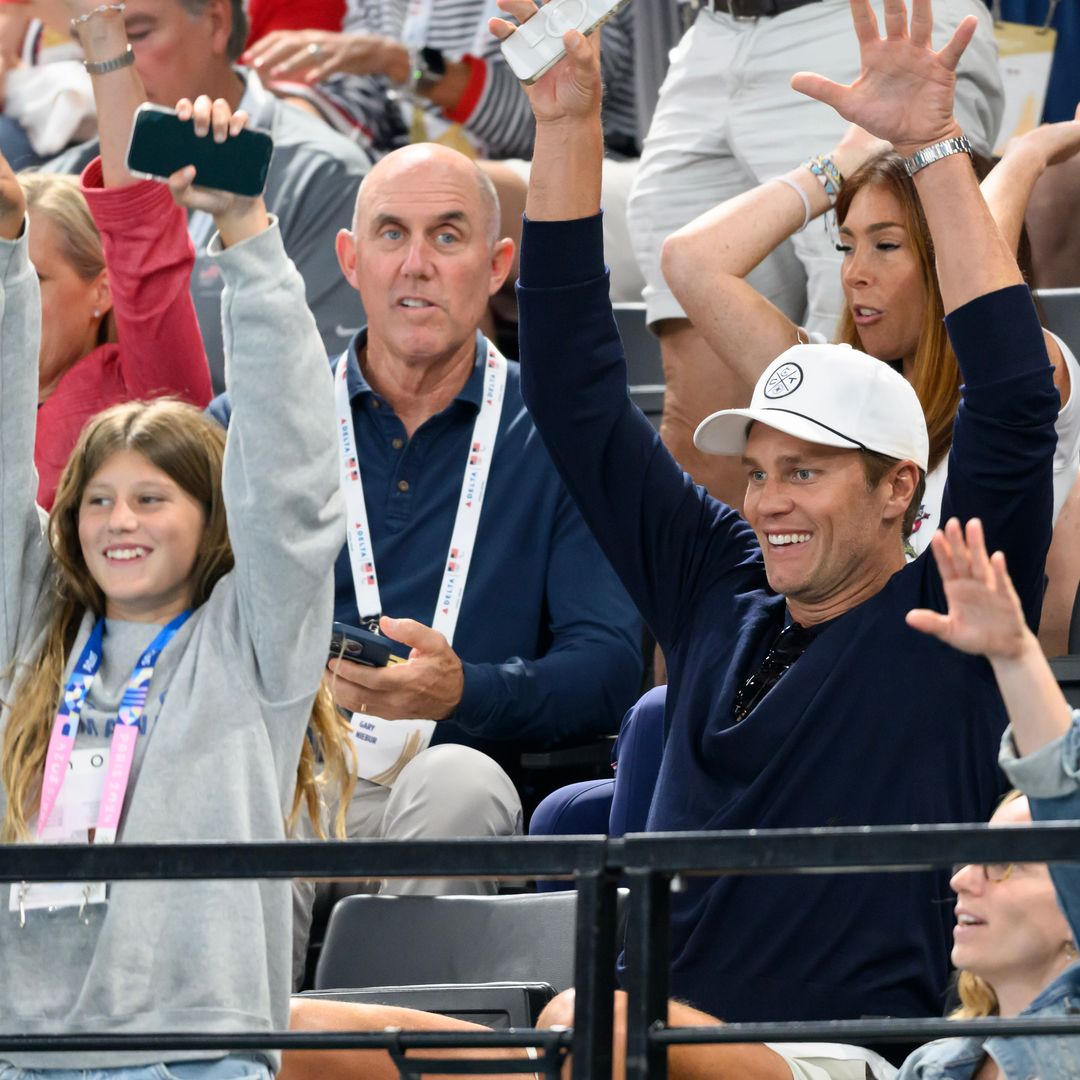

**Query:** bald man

left=211, top=143, right=639, bottom=929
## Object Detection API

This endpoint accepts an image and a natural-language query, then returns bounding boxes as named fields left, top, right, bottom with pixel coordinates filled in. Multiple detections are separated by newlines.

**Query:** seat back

left=613, top=303, right=664, bottom=428
left=1035, top=288, right=1080, bottom=359
left=301, top=983, right=554, bottom=1029
left=1050, top=654, right=1080, bottom=708
left=314, top=891, right=579, bottom=994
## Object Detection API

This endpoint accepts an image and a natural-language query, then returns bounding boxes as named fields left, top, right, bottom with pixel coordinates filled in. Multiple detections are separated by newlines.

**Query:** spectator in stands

left=501, top=0, right=1060, bottom=1059
left=49, top=0, right=373, bottom=392
left=20, top=0, right=214, bottom=510
left=627, top=0, right=1003, bottom=508
left=662, top=117, right=1080, bottom=560
left=208, top=138, right=642, bottom=905
left=0, top=94, right=344, bottom=1077
left=240, top=0, right=644, bottom=311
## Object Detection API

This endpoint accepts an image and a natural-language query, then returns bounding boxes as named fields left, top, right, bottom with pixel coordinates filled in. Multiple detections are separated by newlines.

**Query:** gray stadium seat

left=311, top=889, right=628, bottom=1027
left=613, top=303, right=663, bottom=428
left=1036, top=288, right=1080, bottom=358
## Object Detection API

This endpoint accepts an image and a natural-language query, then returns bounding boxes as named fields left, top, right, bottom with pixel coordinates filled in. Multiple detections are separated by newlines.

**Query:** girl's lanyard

left=37, top=610, right=192, bottom=845
left=334, top=343, right=507, bottom=647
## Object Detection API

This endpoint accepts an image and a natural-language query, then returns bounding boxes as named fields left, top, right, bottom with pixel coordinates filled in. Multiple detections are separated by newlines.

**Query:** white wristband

left=769, top=174, right=812, bottom=233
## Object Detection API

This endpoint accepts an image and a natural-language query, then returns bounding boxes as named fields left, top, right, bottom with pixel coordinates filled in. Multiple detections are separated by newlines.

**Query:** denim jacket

left=897, top=712, right=1080, bottom=1080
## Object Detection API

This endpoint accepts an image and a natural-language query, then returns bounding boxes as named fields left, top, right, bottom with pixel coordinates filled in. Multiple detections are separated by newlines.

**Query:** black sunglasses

left=732, top=623, right=815, bottom=723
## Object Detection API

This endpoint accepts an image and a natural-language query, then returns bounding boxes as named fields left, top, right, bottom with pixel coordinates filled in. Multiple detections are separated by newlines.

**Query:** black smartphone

left=126, top=103, right=274, bottom=197
left=328, top=622, right=395, bottom=668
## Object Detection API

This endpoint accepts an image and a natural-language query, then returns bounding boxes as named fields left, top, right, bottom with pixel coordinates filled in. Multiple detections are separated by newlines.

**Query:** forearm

left=72, top=6, right=146, bottom=188
left=907, top=136, right=1023, bottom=313
left=990, top=632, right=1073, bottom=757
left=981, top=145, right=1049, bottom=257
left=526, top=116, right=602, bottom=222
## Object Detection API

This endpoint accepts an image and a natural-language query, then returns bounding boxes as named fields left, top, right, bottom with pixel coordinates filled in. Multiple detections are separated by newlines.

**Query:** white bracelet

left=769, top=174, right=812, bottom=233
left=70, top=2, right=126, bottom=33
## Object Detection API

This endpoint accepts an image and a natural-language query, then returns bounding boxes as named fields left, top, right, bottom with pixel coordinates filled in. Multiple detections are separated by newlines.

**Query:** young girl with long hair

left=0, top=88, right=345, bottom=1080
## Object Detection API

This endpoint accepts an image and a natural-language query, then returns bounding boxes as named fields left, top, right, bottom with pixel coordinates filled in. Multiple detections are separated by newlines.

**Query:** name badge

left=10, top=748, right=109, bottom=923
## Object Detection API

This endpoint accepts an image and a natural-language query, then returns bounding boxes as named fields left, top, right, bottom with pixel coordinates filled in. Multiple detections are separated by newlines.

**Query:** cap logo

left=764, top=363, right=803, bottom=400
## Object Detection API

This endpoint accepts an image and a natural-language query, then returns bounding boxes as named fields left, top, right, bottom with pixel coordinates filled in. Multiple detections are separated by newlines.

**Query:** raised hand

left=1003, top=103, right=1080, bottom=171
left=166, top=96, right=270, bottom=249
left=830, top=123, right=893, bottom=182
left=791, top=0, right=976, bottom=155
left=905, top=518, right=1030, bottom=660
left=0, top=146, right=24, bottom=241
left=489, top=0, right=603, bottom=125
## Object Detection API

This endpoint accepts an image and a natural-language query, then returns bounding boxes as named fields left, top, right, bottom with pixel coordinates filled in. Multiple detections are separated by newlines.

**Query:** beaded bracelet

left=70, top=2, right=126, bottom=33
left=803, top=154, right=844, bottom=204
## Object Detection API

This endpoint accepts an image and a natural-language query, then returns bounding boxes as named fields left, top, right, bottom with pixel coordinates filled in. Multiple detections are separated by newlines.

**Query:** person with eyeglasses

left=495, top=0, right=1061, bottom=1067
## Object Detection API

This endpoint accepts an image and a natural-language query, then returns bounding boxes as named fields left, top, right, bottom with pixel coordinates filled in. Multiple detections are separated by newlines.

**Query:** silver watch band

left=83, top=44, right=135, bottom=76
left=902, top=135, right=973, bottom=177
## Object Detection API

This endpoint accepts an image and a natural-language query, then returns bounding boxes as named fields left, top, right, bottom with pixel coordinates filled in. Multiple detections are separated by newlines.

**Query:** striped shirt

left=282, top=0, right=637, bottom=160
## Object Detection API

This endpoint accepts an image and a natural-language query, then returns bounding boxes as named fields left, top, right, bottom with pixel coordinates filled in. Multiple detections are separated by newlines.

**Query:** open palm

left=490, top=0, right=603, bottom=124
left=906, top=518, right=1029, bottom=660
left=791, top=0, right=977, bottom=153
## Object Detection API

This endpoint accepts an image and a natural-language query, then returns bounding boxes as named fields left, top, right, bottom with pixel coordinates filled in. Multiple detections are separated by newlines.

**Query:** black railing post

left=623, top=868, right=671, bottom=1080
left=571, top=867, right=620, bottom=1080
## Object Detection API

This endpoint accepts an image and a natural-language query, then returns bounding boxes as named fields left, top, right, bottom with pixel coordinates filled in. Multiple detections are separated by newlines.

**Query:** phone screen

left=127, top=106, right=274, bottom=197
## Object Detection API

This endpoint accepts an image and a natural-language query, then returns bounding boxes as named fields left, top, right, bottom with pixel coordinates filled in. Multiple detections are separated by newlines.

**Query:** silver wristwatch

left=902, top=135, right=973, bottom=177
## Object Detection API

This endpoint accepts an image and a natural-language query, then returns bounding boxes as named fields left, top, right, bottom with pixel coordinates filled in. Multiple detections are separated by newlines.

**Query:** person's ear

left=488, top=237, right=515, bottom=297
left=91, top=268, right=113, bottom=319
left=881, top=461, right=920, bottom=527
left=336, top=227, right=360, bottom=290
left=206, top=0, right=232, bottom=57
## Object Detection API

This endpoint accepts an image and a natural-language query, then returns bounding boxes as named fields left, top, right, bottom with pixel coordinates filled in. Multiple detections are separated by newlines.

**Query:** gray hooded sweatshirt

left=0, top=217, right=344, bottom=1070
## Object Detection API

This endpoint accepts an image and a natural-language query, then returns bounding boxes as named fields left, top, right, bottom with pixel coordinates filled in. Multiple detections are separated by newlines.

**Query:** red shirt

left=34, top=160, right=212, bottom=509
left=247, top=0, right=346, bottom=44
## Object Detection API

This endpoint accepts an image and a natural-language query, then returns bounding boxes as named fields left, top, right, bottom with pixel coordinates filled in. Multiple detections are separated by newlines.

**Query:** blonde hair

left=1, top=399, right=355, bottom=841
left=950, top=790, right=1024, bottom=1019
left=834, top=152, right=957, bottom=474
left=18, top=172, right=105, bottom=283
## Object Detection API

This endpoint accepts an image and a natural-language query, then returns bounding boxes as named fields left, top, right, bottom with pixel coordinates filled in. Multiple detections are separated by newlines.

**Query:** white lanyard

left=334, top=341, right=507, bottom=646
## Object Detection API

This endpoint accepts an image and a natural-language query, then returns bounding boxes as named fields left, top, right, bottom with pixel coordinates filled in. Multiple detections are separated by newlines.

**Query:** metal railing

left=5, top=822, right=1080, bottom=1078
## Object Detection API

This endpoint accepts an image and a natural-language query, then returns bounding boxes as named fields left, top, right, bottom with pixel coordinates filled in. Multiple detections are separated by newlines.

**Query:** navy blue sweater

left=517, top=214, right=1060, bottom=1024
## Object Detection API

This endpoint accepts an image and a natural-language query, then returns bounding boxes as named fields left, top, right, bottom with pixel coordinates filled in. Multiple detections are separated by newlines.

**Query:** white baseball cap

left=693, top=342, right=929, bottom=471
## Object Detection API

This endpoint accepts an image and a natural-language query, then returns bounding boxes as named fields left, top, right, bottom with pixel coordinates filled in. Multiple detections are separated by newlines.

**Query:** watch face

left=420, top=46, right=447, bottom=78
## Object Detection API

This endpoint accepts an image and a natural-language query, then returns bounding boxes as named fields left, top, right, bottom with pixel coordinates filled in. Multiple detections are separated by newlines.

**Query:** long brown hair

left=834, top=152, right=957, bottom=473
left=1, top=399, right=354, bottom=840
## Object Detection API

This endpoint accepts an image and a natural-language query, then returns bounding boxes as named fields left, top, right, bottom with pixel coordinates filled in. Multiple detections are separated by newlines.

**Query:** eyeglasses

left=951, top=863, right=1017, bottom=883
left=732, top=623, right=815, bottom=723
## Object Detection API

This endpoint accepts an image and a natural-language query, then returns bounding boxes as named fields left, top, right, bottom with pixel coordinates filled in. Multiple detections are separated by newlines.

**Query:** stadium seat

left=1035, top=288, right=1080, bottom=358
left=311, top=889, right=628, bottom=1026
left=614, top=303, right=663, bottom=429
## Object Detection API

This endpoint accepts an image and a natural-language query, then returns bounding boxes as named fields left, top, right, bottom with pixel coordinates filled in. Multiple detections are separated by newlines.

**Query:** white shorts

left=767, top=1042, right=898, bottom=1080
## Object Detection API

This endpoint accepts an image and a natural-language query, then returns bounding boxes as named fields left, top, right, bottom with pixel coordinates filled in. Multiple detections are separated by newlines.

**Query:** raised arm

left=0, top=153, right=52, bottom=661
left=661, top=125, right=888, bottom=385
left=906, top=517, right=1071, bottom=758
left=792, top=0, right=1021, bottom=312
left=61, top=0, right=145, bottom=188
left=168, top=97, right=343, bottom=704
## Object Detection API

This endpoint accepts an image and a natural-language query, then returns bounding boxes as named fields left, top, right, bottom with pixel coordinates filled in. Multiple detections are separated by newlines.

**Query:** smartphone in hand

left=328, top=622, right=400, bottom=668
left=126, top=103, right=274, bottom=197
left=500, top=0, right=633, bottom=84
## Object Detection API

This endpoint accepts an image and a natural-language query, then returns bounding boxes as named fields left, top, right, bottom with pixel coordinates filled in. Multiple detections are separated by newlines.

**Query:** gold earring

left=1065, top=940, right=1078, bottom=961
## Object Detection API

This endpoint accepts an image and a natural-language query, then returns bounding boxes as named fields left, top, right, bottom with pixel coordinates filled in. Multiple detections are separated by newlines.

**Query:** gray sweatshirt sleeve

left=0, top=224, right=53, bottom=670
left=207, top=220, right=345, bottom=707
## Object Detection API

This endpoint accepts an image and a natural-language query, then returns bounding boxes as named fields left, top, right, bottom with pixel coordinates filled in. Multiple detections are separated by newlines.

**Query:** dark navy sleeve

left=517, top=214, right=762, bottom=650
left=938, top=285, right=1059, bottom=629
left=454, top=484, right=643, bottom=744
